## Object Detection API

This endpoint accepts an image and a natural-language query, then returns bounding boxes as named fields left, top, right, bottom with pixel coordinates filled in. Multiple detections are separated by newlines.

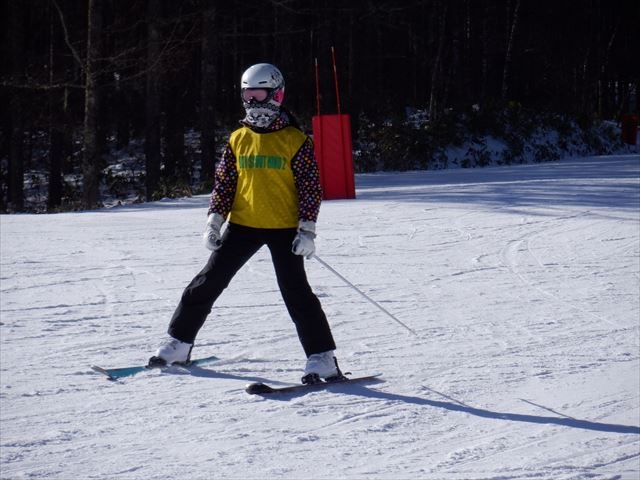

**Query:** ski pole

left=330, top=46, right=342, bottom=115
left=312, top=254, right=418, bottom=336
left=314, top=57, right=321, bottom=117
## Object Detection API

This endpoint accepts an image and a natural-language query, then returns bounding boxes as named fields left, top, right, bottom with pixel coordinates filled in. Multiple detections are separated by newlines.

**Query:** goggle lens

left=242, top=88, right=270, bottom=102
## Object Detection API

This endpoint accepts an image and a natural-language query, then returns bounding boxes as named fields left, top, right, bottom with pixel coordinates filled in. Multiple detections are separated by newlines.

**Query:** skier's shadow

left=180, top=365, right=273, bottom=385
left=342, top=384, right=640, bottom=435
left=260, top=380, right=639, bottom=435
left=183, top=370, right=640, bottom=434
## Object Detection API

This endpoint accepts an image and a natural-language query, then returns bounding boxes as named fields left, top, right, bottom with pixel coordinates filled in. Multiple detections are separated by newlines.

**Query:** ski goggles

left=242, top=88, right=271, bottom=102
left=241, top=87, right=284, bottom=104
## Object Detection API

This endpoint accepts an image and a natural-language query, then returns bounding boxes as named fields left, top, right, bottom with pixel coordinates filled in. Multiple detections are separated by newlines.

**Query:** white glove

left=202, top=213, right=225, bottom=251
left=292, top=220, right=316, bottom=259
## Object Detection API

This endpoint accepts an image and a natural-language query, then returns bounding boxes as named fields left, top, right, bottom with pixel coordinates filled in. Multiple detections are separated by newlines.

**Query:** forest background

left=1, top=0, right=638, bottom=213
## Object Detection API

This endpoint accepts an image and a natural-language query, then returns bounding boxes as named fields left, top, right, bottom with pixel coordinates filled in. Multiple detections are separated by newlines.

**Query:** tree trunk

left=165, top=83, right=187, bottom=183
left=429, top=1, right=447, bottom=121
left=501, top=0, right=521, bottom=102
left=115, top=83, right=130, bottom=149
left=48, top=89, right=72, bottom=211
left=7, top=0, right=25, bottom=212
left=200, top=5, right=217, bottom=188
left=8, top=99, right=24, bottom=212
left=145, top=0, right=162, bottom=201
left=48, top=126, right=64, bottom=210
left=47, top=5, right=62, bottom=210
left=480, top=4, right=491, bottom=103
left=82, top=0, right=102, bottom=209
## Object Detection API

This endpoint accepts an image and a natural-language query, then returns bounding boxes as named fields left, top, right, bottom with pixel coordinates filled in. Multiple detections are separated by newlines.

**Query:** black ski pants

left=168, top=223, right=336, bottom=357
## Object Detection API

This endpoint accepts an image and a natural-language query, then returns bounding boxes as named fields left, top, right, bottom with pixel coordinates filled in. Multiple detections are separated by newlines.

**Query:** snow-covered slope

left=1, top=155, right=639, bottom=479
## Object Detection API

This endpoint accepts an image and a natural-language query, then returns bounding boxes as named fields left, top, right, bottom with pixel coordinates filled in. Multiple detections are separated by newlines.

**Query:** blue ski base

left=91, top=355, right=219, bottom=380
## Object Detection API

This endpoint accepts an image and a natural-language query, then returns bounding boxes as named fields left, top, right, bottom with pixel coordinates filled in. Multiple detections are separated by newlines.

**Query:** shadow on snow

left=256, top=379, right=640, bottom=435
left=352, top=156, right=640, bottom=212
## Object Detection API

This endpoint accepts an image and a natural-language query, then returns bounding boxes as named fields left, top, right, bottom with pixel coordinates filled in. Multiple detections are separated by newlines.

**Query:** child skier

left=149, top=63, right=344, bottom=384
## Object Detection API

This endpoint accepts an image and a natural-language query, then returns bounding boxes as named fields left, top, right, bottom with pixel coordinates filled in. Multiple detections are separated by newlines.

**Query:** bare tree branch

left=50, top=0, right=86, bottom=75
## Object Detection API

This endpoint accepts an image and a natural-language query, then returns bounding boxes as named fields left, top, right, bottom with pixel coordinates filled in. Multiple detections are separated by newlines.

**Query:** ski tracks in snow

left=1, top=156, right=639, bottom=479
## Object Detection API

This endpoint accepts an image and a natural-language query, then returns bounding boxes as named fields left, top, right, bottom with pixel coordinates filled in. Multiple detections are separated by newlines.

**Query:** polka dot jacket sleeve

left=291, top=137, right=323, bottom=223
left=207, top=143, right=238, bottom=217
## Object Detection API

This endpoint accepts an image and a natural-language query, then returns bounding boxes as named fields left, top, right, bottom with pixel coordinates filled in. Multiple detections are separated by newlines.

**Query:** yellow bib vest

left=228, top=126, right=307, bottom=229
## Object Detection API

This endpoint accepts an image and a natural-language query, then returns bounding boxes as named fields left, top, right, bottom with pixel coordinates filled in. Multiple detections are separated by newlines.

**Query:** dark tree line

left=1, top=0, right=638, bottom=211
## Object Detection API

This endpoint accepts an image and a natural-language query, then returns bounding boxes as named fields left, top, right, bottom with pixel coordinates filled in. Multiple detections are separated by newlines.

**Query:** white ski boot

left=301, top=351, right=346, bottom=384
left=148, top=337, right=193, bottom=367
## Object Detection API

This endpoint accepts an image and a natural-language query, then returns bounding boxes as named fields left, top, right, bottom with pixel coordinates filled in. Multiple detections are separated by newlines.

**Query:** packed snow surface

left=1, top=155, right=639, bottom=479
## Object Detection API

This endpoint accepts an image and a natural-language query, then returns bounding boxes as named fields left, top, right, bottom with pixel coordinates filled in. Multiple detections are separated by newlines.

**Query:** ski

left=91, top=354, right=220, bottom=380
left=246, top=373, right=382, bottom=395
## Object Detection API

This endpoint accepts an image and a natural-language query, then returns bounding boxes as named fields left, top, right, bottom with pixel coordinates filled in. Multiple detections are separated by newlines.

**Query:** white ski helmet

left=240, top=63, right=285, bottom=128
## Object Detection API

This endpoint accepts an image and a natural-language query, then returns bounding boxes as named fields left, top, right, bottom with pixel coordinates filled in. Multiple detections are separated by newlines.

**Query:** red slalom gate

left=312, top=48, right=356, bottom=200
